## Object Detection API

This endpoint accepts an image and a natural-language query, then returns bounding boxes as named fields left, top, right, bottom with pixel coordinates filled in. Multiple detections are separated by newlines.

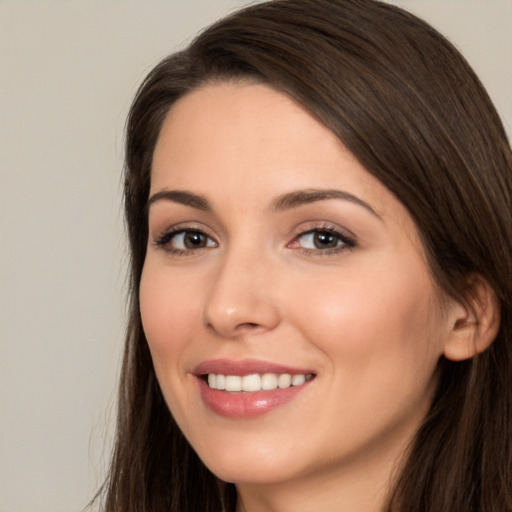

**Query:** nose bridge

left=203, top=236, right=280, bottom=337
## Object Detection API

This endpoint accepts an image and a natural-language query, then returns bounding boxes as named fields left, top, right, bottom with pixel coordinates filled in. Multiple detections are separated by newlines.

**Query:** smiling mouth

left=204, top=372, right=315, bottom=392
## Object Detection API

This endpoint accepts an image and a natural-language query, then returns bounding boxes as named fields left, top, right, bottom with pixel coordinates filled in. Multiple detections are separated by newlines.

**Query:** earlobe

left=443, top=275, right=501, bottom=362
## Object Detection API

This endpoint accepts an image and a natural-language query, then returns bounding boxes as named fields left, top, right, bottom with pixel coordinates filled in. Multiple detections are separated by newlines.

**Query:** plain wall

left=0, top=1, right=510, bottom=510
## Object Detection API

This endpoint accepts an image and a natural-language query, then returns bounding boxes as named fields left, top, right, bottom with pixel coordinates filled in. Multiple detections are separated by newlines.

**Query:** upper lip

left=193, top=358, right=315, bottom=377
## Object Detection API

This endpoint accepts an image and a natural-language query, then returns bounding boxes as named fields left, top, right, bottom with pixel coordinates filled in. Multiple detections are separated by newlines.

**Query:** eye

left=291, top=227, right=355, bottom=254
left=173, top=231, right=215, bottom=249
left=298, top=230, right=342, bottom=249
left=155, top=229, right=217, bottom=253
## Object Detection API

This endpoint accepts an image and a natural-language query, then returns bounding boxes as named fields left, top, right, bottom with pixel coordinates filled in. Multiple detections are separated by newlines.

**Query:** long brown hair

left=95, top=1, right=512, bottom=510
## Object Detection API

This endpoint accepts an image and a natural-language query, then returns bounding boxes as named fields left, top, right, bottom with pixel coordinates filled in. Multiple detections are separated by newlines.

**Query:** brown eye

left=156, top=229, right=217, bottom=252
left=297, top=230, right=344, bottom=250
left=183, top=231, right=209, bottom=248
left=313, top=231, right=339, bottom=249
left=293, top=227, right=356, bottom=254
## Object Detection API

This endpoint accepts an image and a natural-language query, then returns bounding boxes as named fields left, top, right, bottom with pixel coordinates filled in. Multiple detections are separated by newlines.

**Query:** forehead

left=151, top=82, right=412, bottom=231
left=155, top=84, right=366, bottom=186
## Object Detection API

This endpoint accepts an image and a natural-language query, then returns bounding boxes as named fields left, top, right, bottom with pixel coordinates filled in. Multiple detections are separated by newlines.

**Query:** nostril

left=205, top=321, right=259, bottom=331
left=238, top=322, right=260, bottom=330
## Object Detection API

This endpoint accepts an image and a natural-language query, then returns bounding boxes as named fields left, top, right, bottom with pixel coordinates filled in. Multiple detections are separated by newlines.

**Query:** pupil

left=314, top=231, right=337, bottom=249
left=184, top=232, right=205, bottom=248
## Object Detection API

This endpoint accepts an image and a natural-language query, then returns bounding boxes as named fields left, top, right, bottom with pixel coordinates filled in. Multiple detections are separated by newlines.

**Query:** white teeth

left=206, top=372, right=312, bottom=392
left=242, top=374, right=261, bottom=392
left=261, top=373, right=278, bottom=390
left=278, top=373, right=292, bottom=388
left=225, top=375, right=242, bottom=392
left=216, top=374, right=226, bottom=390
left=291, top=374, right=306, bottom=386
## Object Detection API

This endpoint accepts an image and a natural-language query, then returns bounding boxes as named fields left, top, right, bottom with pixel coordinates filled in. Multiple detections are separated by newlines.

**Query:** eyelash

left=153, top=224, right=356, bottom=257
left=292, top=224, right=356, bottom=256
left=154, top=227, right=218, bottom=256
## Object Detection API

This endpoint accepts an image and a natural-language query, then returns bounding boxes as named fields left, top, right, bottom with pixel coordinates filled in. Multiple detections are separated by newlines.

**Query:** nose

left=203, top=246, right=280, bottom=339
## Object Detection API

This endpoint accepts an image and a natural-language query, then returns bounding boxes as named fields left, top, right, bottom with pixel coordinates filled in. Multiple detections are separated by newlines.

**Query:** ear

left=443, top=275, right=501, bottom=361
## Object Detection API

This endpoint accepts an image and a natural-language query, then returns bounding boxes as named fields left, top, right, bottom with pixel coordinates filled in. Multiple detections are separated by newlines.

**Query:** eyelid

left=151, top=220, right=215, bottom=239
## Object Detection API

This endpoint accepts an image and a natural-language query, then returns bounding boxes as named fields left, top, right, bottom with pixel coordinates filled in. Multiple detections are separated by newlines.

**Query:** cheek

left=287, top=260, right=443, bottom=374
left=139, top=262, right=209, bottom=428
left=139, top=263, right=201, bottom=364
left=289, top=263, right=444, bottom=437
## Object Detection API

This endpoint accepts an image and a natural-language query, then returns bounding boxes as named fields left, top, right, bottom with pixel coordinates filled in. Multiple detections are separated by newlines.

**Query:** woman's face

left=140, top=82, right=455, bottom=492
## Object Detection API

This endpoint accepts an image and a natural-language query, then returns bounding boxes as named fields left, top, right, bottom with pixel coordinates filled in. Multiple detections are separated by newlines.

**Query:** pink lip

left=193, top=358, right=314, bottom=376
left=193, top=359, right=315, bottom=419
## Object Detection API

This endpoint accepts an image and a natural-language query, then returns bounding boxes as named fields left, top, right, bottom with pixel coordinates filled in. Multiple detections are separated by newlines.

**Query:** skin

left=140, top=82, right=463, bottom=512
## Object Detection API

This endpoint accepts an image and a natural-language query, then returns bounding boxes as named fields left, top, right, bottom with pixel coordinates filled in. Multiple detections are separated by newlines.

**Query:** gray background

left=1, top=1, right=510, bottom=510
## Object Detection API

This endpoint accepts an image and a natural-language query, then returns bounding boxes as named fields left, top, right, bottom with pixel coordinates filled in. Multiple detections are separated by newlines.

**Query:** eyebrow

left=270, top=189, right=381, bottom=218
left=147, top=190, right=212, bottom=211
left=147, top=187, right=381, bottom=219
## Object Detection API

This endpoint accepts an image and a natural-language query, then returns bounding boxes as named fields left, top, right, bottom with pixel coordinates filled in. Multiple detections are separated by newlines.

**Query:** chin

left=207, top=459, right=300, bottom=486
left=191, top=432, right=314, bottom=486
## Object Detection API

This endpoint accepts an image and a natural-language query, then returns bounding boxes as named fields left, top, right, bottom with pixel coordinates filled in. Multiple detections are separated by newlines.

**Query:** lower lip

left=197, top=378, right=311, bottom=418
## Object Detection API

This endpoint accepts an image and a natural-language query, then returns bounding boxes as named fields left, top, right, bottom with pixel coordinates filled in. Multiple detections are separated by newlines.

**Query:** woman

left=96, top=0, right=512, bottom=510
